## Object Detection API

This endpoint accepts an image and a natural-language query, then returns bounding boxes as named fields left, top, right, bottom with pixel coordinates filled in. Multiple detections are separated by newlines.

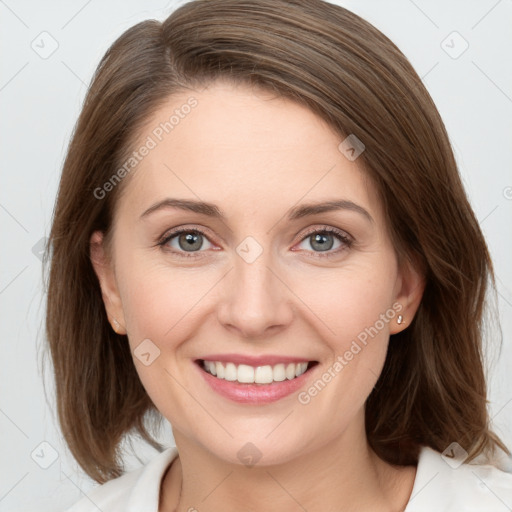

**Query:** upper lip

left=197, top=353, right=317, bottom=366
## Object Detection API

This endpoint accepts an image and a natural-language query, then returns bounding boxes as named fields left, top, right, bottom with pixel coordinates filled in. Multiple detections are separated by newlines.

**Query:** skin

left=90, top=80, right=424, bottom=512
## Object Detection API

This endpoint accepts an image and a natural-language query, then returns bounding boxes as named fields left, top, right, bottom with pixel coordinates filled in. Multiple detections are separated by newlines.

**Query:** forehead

left=116, top=81, right=380, bottom=223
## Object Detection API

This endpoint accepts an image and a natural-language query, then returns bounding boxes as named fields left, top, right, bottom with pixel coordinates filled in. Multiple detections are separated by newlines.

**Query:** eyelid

left=157, top=225, right=217, bottom=254
left=158, top=223, right=216, bottom=241
left=296, top=225, right=353, bottom=244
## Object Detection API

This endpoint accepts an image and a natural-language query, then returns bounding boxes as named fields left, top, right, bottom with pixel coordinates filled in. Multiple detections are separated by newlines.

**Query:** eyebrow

left=140, top=198, right=373, bottom=223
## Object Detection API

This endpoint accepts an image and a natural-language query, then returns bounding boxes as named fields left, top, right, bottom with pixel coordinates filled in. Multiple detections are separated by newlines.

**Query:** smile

left=200, top=359, right=315, bottom=384
left=194, top=358, right=319, bottom=404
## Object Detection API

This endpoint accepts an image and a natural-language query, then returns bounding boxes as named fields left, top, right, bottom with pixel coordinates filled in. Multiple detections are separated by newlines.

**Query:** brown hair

left=43, top=0, right=509, bottom=483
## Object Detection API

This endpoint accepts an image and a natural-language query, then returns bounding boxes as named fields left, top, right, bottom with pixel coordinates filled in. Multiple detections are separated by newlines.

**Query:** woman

left=44, top=0, right=512, bottom=510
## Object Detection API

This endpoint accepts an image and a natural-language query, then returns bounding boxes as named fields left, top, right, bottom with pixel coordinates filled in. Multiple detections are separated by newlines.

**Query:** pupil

left=312, top=233, right=333, bottom=252
left=180, top=233, right=202, bottom=251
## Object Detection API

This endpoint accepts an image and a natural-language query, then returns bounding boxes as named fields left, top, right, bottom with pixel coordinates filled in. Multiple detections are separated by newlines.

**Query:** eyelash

left=157, top=226, right=353, bottom=259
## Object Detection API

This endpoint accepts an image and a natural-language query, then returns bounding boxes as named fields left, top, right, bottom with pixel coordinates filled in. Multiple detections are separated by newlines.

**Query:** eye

left=158, top=227, right=215, bottom=258
left=157, top=225, right=353, bottom=260
left=293, top=227, right=352, bottom=257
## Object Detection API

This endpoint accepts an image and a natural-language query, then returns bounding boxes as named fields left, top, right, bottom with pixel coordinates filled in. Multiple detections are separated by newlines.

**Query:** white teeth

left=285, top=363, right=296, bottom=380
left=237, top=364, right=255, bottom=383
left=215, top=361, right=225, bottom=379
left=254, top=365, right=273, bottom=384
left=224, top=362, right=237, bottom=381
left=201, top=360, right=311, bottom=384
left=273, top=364, right=286, bottom=382
left=295, top=362, right=307, bottom=377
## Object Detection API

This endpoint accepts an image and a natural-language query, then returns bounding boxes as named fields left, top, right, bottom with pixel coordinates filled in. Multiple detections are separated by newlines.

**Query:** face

left=91, top=80, right=423, bottom=466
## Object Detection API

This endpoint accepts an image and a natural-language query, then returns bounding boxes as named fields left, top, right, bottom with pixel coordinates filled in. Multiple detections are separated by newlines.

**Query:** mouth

left=195, top=359, right=319, bottom=385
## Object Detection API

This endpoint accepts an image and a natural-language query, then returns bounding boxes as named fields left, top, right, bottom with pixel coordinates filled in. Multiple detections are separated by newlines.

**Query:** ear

left=390, top=253, right=425, bottom=335
left=90, top=230, right=126, bottom=335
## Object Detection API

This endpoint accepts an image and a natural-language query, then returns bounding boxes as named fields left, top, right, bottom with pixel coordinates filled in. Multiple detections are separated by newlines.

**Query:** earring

left=112, top=318, right=120, bottom=333
left=397, top=315, right=404, bottom=325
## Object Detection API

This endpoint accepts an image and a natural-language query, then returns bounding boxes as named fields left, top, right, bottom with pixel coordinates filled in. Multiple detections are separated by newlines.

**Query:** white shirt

left=64, top=445, right=512, bottom=511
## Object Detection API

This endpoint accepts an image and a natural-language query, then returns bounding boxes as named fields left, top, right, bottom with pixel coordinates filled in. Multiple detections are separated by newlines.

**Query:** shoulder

left=405, top=445, right=512, bottom=512
left=63, top=446, right=179, bottom=512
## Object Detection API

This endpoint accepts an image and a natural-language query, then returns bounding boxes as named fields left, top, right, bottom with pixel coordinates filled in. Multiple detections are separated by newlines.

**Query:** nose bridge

left=216, top=236, right=292, bottom=337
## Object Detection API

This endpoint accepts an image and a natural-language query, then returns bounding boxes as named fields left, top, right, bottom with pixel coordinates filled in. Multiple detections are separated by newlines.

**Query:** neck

left=161, top=420, right=416, bottom=512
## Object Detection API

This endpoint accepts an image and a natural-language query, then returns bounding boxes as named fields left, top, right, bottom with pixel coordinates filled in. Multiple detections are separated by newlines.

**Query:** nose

left=216, top=249, right=294, bottom=339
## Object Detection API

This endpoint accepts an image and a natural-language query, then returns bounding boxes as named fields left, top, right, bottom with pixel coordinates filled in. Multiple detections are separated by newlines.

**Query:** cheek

left=119, top=263, right=206, bottom=344
left=289, top=263, right=397, bottom=345
left=289, top=264, right=397, bottom=406
left=115, top=261, right=212, bottom=417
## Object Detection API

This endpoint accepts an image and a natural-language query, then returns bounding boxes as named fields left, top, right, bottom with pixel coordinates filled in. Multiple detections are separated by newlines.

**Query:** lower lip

left=195, top=361, right=317, bottom=404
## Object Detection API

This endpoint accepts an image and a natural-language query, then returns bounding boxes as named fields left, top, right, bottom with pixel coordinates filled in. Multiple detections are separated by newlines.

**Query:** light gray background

left=1, top=1, right=511, bottom=510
